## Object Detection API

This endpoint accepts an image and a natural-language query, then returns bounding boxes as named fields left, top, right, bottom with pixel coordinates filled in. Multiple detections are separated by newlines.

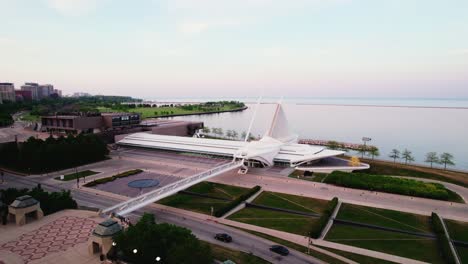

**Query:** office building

left=0, top=83, right=16, bottom=103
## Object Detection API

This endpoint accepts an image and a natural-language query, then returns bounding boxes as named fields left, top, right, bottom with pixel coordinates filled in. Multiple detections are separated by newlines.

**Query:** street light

left=361, top=137, right=372, bottom=158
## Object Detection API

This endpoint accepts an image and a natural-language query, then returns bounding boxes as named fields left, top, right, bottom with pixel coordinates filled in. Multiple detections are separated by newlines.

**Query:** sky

left=1, top=0, right=468, bottom=99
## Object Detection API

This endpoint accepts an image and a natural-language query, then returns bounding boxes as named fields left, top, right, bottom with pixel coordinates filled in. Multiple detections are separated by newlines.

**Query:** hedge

left=213, top=185, right=261, bottom=217
left=84, top=169, right=143, bottom=187
left=308, top=197, right=338, bottom=238
left=431, top=213, right=456, bottom=264
left=324, top=171, right=450, bottom=201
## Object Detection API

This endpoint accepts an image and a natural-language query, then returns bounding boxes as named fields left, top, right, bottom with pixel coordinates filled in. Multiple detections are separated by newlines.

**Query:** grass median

left=324, top=171, right=463, bottom=202
left=54, top=170, right=99, bottom=181
left=83, top=169, right=143, bottom=187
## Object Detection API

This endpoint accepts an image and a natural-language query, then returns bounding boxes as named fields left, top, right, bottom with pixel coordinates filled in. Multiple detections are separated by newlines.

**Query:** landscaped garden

left=83, top=169, right=143, bottom=187
left=325, top=224, right=445, bottom=263
left=444, top=218, right=468, bottom=263
left=324, top=171, right=463, bottom=202
left=336, top=203, right=433, bottom=233
left=227, top=191, right=330, bottom=236
left=158, top=182, right=251, bottom=215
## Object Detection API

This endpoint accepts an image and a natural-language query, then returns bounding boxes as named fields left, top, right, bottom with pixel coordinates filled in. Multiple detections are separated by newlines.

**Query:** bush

left=308, top=197, right=338, bottom=238
left=214, top=186, right=261, bottom=217
left=324, top=171, right=450, bottom=201
left=84, top=169, right=143, bottom=187
left=431, top=213, right=456, bottom=264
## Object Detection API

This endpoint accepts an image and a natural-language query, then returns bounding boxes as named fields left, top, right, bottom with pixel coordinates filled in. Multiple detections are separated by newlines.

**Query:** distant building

left=0, top=82, right=16, bottom=103
left=21, top=83, right=41, bottom=100
left=72, top=92, right=91, bottom=97
left=15, top=90, right=33, bottom=101
left=20, top=82, right=60, bottom=100
left=39, top=84, right=54, bottom=98
left=41, top=113, right=141, bottom=134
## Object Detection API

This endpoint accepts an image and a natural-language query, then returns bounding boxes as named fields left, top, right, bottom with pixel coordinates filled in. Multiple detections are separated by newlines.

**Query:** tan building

left=0, top=82, right=15, bottom=103
left=21, top=82, right=41, bottom=100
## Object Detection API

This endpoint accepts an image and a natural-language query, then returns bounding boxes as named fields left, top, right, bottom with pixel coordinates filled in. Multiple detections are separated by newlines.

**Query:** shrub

left=324, top=171, right=450, bottom=201
left=431, top=213, right=456, bottom=264
left=84, top=169, right=143, bottom=187
left=308, top=197, right=338, bottom=238
left=214, top=186, right=261, bottom=217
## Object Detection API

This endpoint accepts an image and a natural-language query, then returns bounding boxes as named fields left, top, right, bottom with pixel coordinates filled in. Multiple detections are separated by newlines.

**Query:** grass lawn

left=228, top=207, right=319, bottom=236
left=19, top=112, right=39, bottom=121
left=317, top=246, right=398, bottom=264
left=325, top=224, right=445, bottom=263
left=288, top=172, right=329, bottom=183
left=445, top=219, right=468, bottom=242
left=361, top=159, right=468, bottom=188
left=186, top=181, right=249, bottom=200
left=158, top=182, right=250, bottom=215
left=201, top=241, right=270, bottom=264
left=127, top=105, right=243, bottom=119
left=252, top=191, right=329, bottom=214
left=159, top=193, right=230, bottom=215
left=336, top=203, right=433, bottom=233
left=54, top=170, right=99, bottom=181
left=456, top=246, right=468, bottom=264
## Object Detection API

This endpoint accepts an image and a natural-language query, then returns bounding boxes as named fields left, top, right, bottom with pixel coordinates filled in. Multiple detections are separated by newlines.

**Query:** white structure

left=118, top=103, right=365, bottom=172
left=103, top=103, right=369, bottom=216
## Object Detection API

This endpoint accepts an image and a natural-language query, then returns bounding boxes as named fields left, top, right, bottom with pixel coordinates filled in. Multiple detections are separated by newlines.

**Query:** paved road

left=0, top=173, right=322, bottom=264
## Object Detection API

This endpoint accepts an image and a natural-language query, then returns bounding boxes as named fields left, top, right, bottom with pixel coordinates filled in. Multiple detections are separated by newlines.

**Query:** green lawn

left=317, top=246, right=398, bottom=264
left=336, top=203, right=433, bottom=233
left=325, top=224, right=445, bottom=263
left=186, top=181, right=249, bottom=200
left=158, top=182, right=250, bottom=215
left=159, top=193, right=230, bottom=215
left=361, top=159, right=468, bottom=188
left=252, top=191, right=329, bottom=214
left=228, top=207, right=319, bottom=236
left=288, top=172, right=329, bottom=183
left=127, top=105, right=242, bottom=119
left=445, top=219, right=468, bottom=242
left=54, top=170, right=99, bottom=181
left=202, top=241, right=270, bottom=264
left=19, top=112, right=39, bottom=121
left=456, top=246, right=468, bottom=264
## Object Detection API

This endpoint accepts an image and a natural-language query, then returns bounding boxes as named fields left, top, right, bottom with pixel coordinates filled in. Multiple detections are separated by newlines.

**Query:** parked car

left=214, top=233, right=232, bottom=243
left=269, top=245, right=289, bottom=256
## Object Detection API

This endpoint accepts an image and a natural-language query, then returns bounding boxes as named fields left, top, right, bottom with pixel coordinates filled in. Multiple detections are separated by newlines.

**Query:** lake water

left=156, top=98, right=468, bottom=171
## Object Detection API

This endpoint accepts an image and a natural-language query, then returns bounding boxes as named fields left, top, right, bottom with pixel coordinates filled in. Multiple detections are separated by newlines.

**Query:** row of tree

left=389, top=149, right=455, bottom=169
left=0, top=134, right=109, bottom=173
left=201, top=127, right=256, bottom=141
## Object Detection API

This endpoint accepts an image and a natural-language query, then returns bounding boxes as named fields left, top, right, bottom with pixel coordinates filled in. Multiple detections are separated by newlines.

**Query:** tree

left=217, top=128, right=224, bottom=137
left=439, top=153, right=455, bottom=170
left=241, top=131, right=247, bottom=140
left=368, top=146, right=380, bottom=160
left=201, top=127, right=210, bottom=134
left=357, top=145, right=367, bottom=158
left=231, top=130, right=238, bottom=139
left=327, top=141, right=340, bottom=150
left=226, top=130, right=233, bottom=139
left=112, top=213, right=212, bottom=264
left=389, top=149, right=400, bottom=163
left=425, top=152, right=439, bottom=168
left=401, top=149, right=415, bottom=164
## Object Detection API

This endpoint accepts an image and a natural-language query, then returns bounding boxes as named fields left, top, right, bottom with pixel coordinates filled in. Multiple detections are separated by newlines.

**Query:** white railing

left=101, top=161, right=243, bottom=216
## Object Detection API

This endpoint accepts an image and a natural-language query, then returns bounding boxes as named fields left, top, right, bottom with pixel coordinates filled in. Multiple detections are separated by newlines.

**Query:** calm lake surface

left=157, top=98, right=468, bottom=171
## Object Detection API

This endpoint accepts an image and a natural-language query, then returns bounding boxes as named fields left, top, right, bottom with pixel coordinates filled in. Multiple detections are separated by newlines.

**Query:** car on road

left=214, top=233, right=232, bottom=242
left=269, top=245, right=289, bottom=256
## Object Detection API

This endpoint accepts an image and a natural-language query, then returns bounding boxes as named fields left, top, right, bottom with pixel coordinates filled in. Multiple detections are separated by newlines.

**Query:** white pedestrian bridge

left=100, top=161, right=243, bottom=216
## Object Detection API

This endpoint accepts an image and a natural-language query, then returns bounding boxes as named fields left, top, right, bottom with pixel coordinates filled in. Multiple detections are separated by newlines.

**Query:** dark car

left=269, top=245, right=289, bottom=256
left=214, top=233, right=232, bottom=242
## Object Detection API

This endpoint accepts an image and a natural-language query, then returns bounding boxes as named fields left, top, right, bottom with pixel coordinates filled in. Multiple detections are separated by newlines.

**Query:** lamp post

left=361, top=137, right=372, bottom=158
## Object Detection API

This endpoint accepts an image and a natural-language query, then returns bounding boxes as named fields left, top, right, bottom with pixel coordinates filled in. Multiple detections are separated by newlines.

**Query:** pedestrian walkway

left=320, top=200, right=341, bottom=239
left=222, top=188, right=263, bottom=219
